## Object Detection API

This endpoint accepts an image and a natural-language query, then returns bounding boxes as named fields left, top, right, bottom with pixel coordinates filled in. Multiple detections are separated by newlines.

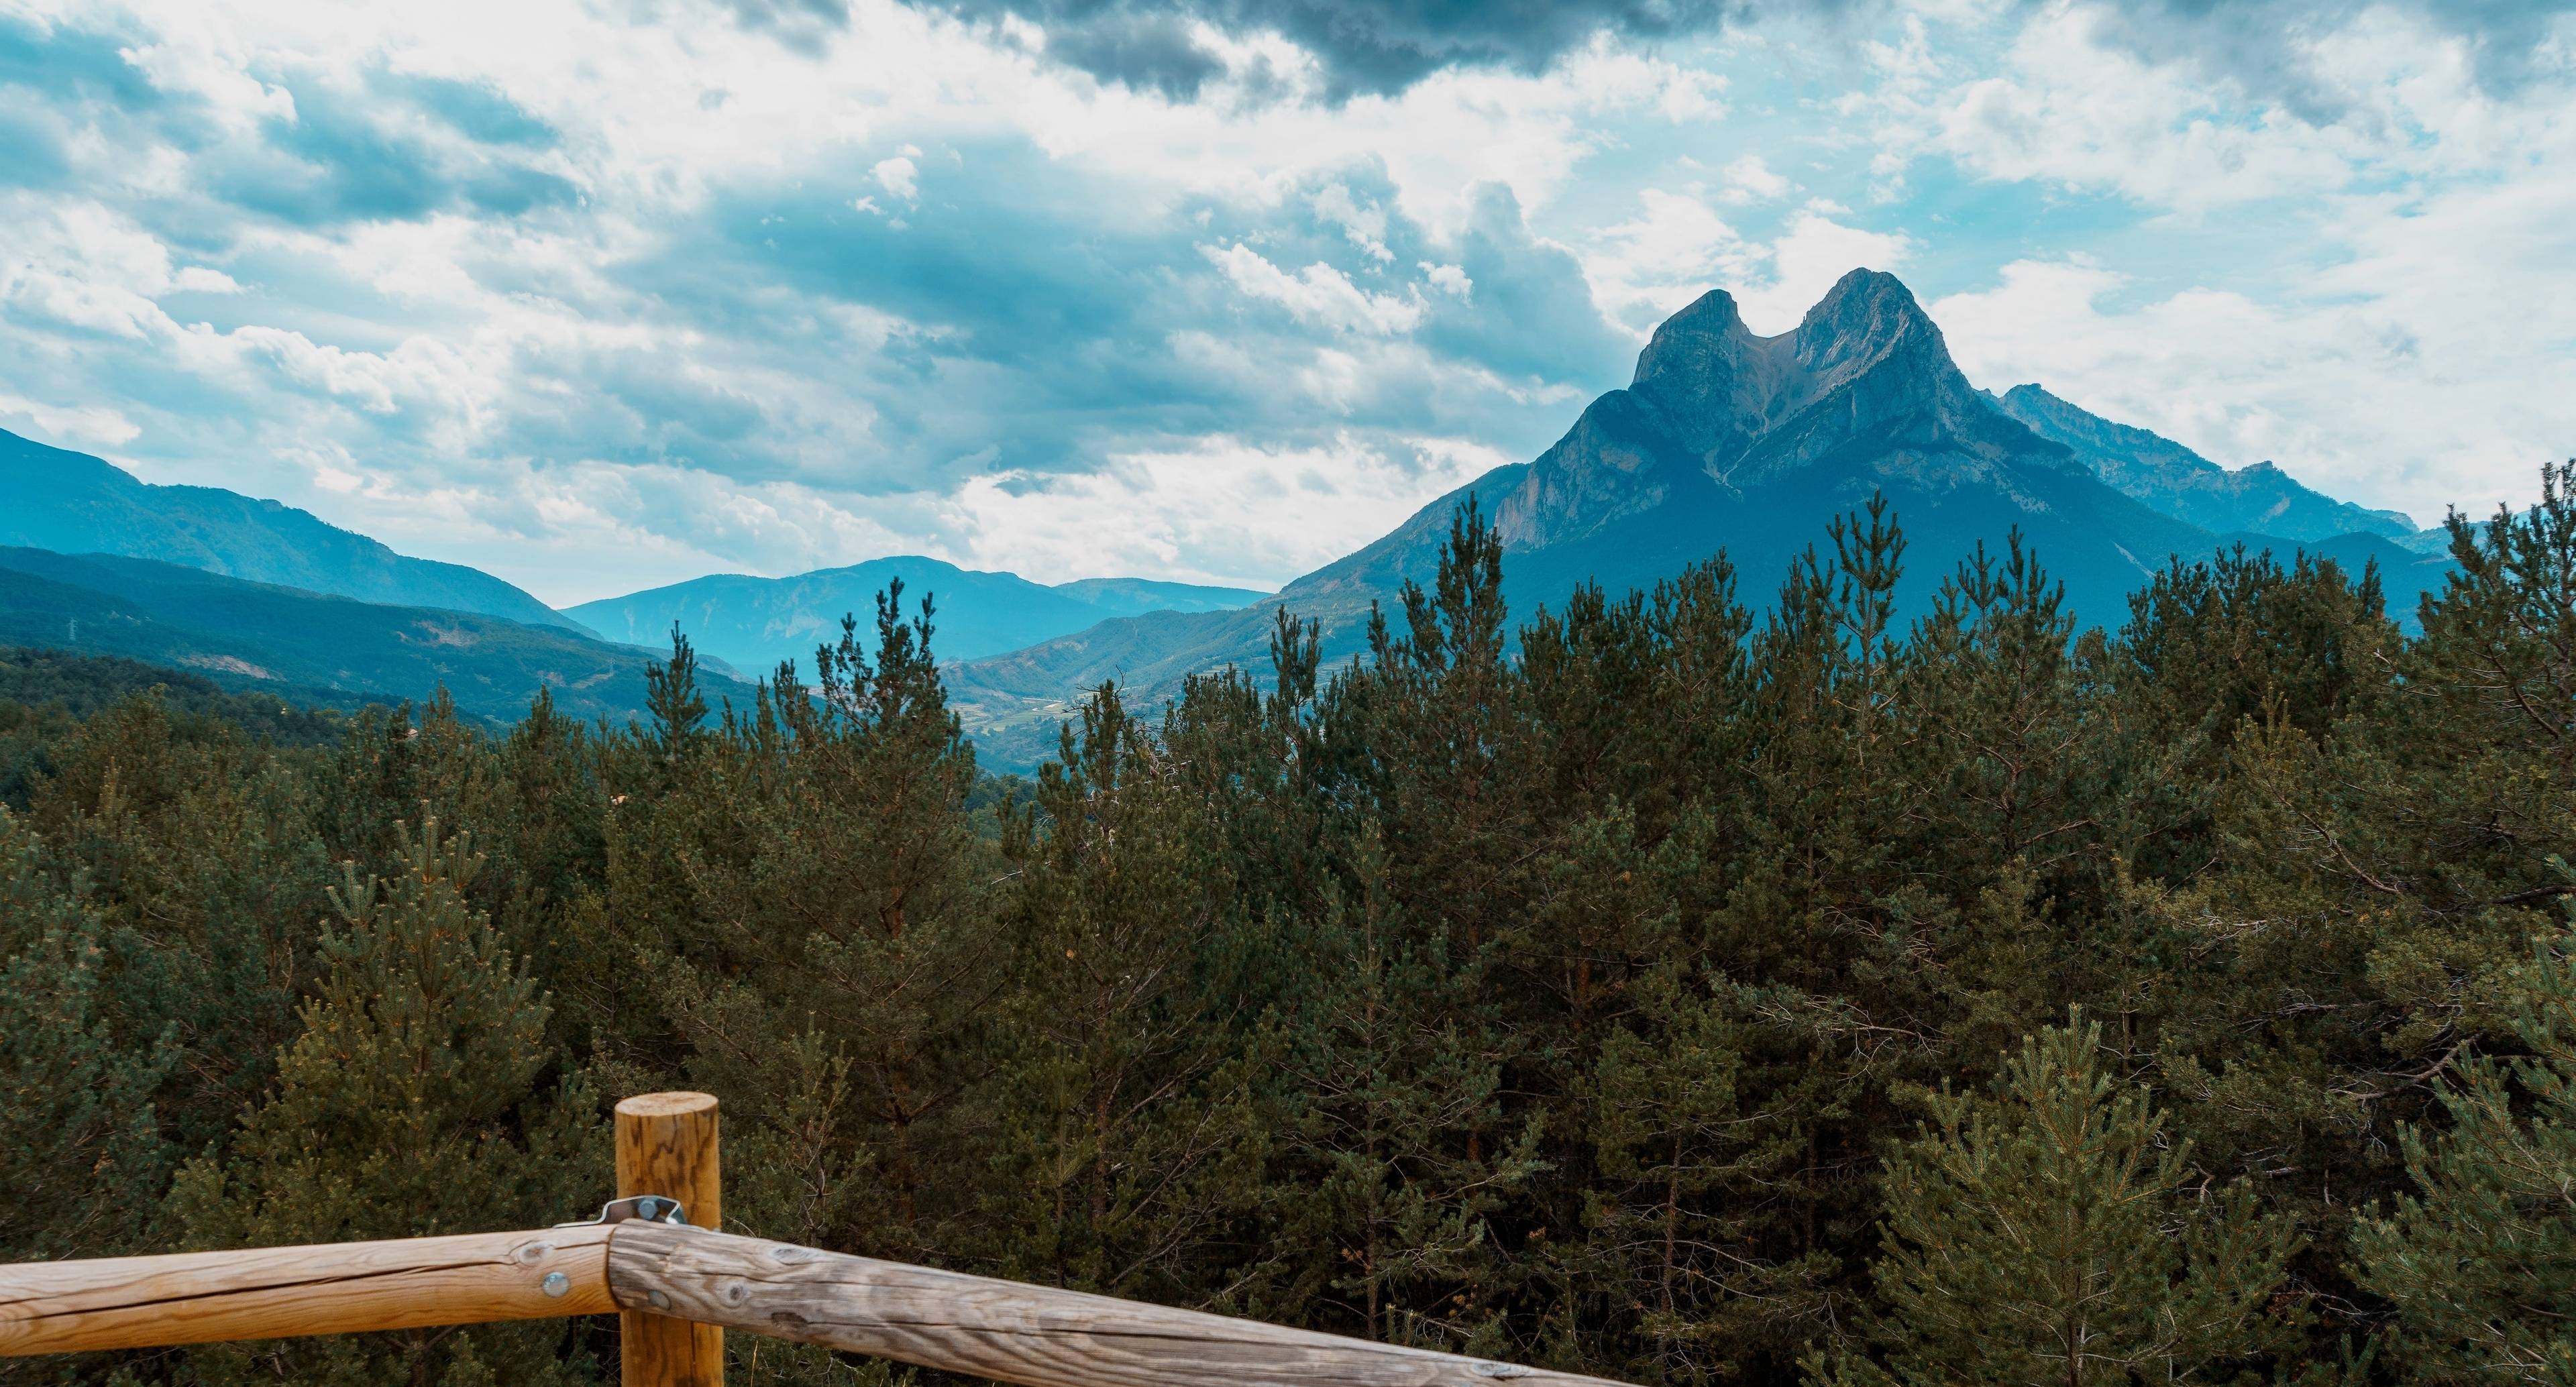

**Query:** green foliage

left=0, top=467, right=2571, bottom=1386
left=166, top=821, right=604, bottom=1386
left=2355, top=904, right=2576, bottom=1384
left=0, top=812, right=175, bottom=1264
left=1811, top=1013, right=2300, bottom=1387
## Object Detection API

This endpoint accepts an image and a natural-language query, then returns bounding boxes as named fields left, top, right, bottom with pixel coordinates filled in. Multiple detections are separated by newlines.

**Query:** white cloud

left=1313, top=182, right=1394, bottom=262
left=1931, top=248, right=2576, bottom=526
left=0, top=394, right=142, bottom=446
left=172, top=266, right=244, bottom=293
left=1719, top=154, right=1790, bottom=203
left=1580, top=195, right=1912, bottom=337
left=872, top=156, right=919, bottom=200
left=948, top=433, right=1508, bottom=588
left=1203, top=243, right=1426, bottom=335
left=1581, top=188, right=1752, bottom=329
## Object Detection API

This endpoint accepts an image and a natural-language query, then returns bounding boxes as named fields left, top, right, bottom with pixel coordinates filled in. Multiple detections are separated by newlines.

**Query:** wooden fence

left=0, top=1093, right=1629, bottom=1387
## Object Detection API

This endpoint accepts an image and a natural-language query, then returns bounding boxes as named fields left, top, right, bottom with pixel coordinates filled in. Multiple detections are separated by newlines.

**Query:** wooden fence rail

left=0, top=1093, right=1631, bottom=1387
left=0, top=1226, right=618, bottom=1355
left=609, top=1221, right=1624, bottom=1387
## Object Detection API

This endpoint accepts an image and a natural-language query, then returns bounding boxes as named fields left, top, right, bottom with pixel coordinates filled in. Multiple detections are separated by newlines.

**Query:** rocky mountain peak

left=1790, top=268, right=1947, bottom=380
left=1493, top=268, right=2046, bottom=553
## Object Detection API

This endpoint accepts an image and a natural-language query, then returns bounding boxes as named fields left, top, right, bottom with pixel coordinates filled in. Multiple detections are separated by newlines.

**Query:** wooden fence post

left=616, top=1092, right=722, bottom=1386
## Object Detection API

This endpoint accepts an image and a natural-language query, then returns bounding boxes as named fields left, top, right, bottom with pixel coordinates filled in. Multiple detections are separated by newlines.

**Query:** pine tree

left=1570, top=952, right=1833, bottom=1384
left=168, top=820, right=604, bottom=1386
left=1811, top=1012, right=2300, bottom=1387
left=2355, top=907, right=2576, bottom=1383
left=0, top=810, right=174, bottom=1264
left=977, top=681, right=1270, bottom=1300
left=653, top=583, right=992, bottom=1264
left=1262, top=822, right=1540, bottom=1351
left=23, top=689, right=333, bottom=1158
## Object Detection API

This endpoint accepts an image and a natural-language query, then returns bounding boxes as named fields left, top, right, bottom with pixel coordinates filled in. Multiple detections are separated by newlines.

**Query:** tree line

left=5, top=468, right=2575, bottom=1386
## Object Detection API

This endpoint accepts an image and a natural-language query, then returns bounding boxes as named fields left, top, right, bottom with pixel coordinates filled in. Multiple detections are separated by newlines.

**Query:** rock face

left=1497, top=272, right=2059, bottom=550
left=1282, top=268, right=2210, bottom=626
left=1990, top=383, right=2418, bottom=543
left=950, top=268, right=2443, bottom=768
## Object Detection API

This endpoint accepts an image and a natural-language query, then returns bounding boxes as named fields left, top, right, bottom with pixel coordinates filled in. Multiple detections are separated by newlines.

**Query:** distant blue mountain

left=566, top=559, right=1267, bottom=679
left=1055, top=575, right=1269, bottom=616
left=951, top=270, right=2460, bottom=767
left=1989, top=384, right=2419, bottom=543
left=0, top=427, right=589, bottom=632
left=0, top=545, right=744, bottom=724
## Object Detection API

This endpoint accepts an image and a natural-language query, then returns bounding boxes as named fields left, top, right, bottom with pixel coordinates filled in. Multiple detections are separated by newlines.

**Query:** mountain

left=565, top=559, right=1267, bottom=679
left=1055, top=576, right=1271, bottom=616
left=0, top=547, right=744, bottom=725
left=0, top=427, right=590, bottom=633
left=1989, top=384, right=2418, bottom=542
left=2214, top=529, right=2458, bottom=622
left=951, top=269, right=2447, bottom=768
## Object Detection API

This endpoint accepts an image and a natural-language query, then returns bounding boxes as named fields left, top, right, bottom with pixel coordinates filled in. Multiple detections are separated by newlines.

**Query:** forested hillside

left=3, top=473, right=2573, bottom=1385
left=0, top=427, right=586, bottom=632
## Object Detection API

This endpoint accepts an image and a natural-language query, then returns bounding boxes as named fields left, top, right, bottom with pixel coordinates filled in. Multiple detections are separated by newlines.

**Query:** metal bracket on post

left=555, top=1196, right=690, bottom=1229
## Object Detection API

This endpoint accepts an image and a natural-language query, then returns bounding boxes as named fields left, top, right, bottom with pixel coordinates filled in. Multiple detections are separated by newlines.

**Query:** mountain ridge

left=0, top=545, right=747, bottom=725
left=950, top=269, right=2454, bottom=767
left=0, top=427, right=592, bottom=633
left=566, top=559, right=1269, bottom=679
left=1990, top=384, right=2417, bottom=542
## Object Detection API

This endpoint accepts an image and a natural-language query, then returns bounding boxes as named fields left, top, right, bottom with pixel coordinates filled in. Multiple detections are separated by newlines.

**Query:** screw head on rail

left=541, top=1272, right=570, bottom=1298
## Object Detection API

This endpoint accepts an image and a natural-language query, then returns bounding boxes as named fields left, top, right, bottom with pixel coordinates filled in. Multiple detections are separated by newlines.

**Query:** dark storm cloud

left=2084, top=0, right=2576, bottom=112
left=859, top=0, right=2574, bottom=105
left=900, top=0, right=1780, bottom=99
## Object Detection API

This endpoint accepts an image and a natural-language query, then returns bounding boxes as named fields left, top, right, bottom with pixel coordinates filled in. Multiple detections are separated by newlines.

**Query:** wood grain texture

left=0, top=1226, right=614, bottom=1357
left=616, top=1091, right=722, bottom=1386
left=606, top=1224, right=1636, bottom=1387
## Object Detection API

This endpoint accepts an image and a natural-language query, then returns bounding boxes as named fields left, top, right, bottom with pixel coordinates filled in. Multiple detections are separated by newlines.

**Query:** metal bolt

left=649, top=1289, right=672, bottom=1310
left=541, top=1272, right=570, bottom=1298
left=636, top=1197, right=662, bottom=1220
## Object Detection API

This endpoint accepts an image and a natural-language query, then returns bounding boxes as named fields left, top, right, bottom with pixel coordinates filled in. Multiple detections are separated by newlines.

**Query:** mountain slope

left=0, top=547, right=739, bottom=725
left=0, top=427, right=589, bottom=632
left=1990, top=384, right=2417, bottom=542
left=1055, top=576, right=1271, bottom=616
left=2217, top=530, right=2459, bottom=623
left=951, top=270, right=2441, bottom=768
left=566, top=558, right=1267, bottom=678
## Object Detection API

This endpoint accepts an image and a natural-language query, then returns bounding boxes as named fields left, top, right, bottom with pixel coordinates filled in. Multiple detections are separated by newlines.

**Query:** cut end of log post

left=616, top=1091, right=722, bottom=1386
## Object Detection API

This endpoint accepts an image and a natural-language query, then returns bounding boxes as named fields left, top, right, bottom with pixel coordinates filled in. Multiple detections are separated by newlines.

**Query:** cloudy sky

left=2, top=0, right=2571, bottom=604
